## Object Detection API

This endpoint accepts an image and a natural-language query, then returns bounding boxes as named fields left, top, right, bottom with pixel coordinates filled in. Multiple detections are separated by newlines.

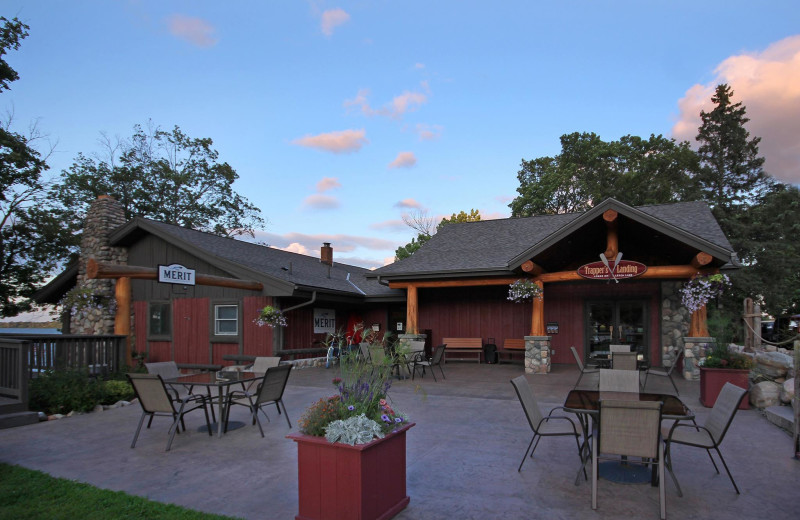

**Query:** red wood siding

left=133, top=301, right=148, bottom=359
left=418, top=286, right=530, bottom=348
left=148, top=342, right=172, bottom=362
left=243, top=296, right=274, bottom=357
left=173, top=298, right=210, bottom=364
left=544, top=281, right=661, bottom=365
left=212, top=342, right=240, bottom=366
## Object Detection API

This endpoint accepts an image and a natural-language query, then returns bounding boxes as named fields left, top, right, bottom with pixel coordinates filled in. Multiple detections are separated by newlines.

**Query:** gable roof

left=373, top=199, right=736, bottom=280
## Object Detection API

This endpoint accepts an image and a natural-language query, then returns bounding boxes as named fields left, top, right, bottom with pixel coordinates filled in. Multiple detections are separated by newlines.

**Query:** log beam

left=603, top=209, right=618, bottom=259
left=690, top=252, right=713, bottom=269
left=87, top=259, right=264, bottom=292
left=521, top=261, right=544, bottom=275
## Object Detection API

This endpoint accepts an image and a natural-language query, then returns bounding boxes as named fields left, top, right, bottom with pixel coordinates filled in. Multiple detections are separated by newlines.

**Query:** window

left=149, top=302, right=171, bottom=339
left=214, top=304, right=239, bottom=336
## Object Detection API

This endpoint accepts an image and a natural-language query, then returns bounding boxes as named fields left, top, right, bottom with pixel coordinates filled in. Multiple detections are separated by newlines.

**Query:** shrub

left=100, top=380, right=134, bottom=405
left=28, top=370, right=105, bottom=415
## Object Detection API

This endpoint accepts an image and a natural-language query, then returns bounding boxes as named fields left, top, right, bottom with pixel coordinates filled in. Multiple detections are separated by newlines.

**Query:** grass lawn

left=0, top=463, right=241, bottom=520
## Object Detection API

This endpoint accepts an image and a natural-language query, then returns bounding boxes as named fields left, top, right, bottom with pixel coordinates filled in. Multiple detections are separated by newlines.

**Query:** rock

left=37, top=412, right=47, bottom=422
left=755, top=351, right=793, bottom=378
left=750, top=381, right=782, bottom=409
left=780, top=378, right=795, bottom=405
left=93, top=405, right=104, bottom=413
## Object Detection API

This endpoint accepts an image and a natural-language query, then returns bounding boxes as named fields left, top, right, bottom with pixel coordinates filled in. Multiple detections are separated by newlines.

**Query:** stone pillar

left=661, top=281, right=690, bottom=367
left=524, top=336, right=551, bottom=374
left=683, top=337, right=714, bottom=380
left=72, top=195, right=128, bottom=335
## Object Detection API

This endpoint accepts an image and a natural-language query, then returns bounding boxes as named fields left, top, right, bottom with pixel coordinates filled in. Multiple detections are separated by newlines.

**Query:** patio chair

left=127, top=373, right=212, bottom=451
left=571, top=346, right=599, bottom=389
left=223, top=364, right=293, bottom=436
left=510, top=375, right=583, bottom=473
left=411, top=344, right=447, bottom=381
left=663, top=382, right=747, bottom=496
left=599, top=369, right=640, bottom=393
left=611, top=351, right=638, bottom=371
left=592, top=399, right=665, bottom=519
left=643, top=349, right=683, bottom=395
left=146, top=361, right=216, bottom=421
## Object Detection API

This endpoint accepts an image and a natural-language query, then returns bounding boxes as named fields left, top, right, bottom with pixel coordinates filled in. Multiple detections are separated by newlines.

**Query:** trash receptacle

left=483, top=339, right=498, bottom=364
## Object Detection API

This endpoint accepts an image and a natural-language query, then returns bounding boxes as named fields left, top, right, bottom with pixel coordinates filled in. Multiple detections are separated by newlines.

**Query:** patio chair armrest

left=538, top=414, right=579, bottom=434
left=547, top=406, right=571, bottom=416
left=665, top=421, right=713, bottom=442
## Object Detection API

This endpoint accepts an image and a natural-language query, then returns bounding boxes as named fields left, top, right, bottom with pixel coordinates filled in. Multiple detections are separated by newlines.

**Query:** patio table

left=165, top=371, right=260, bottom=437
left=564, top=389, right=694, bottom=485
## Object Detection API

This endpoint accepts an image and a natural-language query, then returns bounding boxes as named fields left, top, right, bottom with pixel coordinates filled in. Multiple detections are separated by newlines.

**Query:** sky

left=3, top=1, right=799, bottom=270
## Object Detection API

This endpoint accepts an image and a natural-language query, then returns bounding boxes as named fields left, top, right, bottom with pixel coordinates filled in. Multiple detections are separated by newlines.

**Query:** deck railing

left=0, top=334, right=127, bottom=380
left=0, top=338, right=28, bottom=406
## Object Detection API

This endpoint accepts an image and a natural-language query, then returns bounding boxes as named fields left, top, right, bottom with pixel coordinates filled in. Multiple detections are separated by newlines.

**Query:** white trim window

left=214, top=304, right=239, bottom=336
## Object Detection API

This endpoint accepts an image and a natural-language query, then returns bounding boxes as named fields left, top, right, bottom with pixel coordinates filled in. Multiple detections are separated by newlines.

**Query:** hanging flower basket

left=254, top=305, right=287, bottom=328
left=58, top=286, right=117, bottom=317
left=680, top=273, right=731, bottom=312
left=507, top=279, right=542, bottom=303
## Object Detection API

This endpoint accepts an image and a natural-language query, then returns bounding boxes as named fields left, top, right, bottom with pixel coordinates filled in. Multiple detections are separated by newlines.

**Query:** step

left=764, top=405, right=795, bottom=433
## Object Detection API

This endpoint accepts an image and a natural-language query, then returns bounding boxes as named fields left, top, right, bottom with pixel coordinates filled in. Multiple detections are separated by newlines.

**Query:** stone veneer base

left=524, top=336, right=551, bottom=374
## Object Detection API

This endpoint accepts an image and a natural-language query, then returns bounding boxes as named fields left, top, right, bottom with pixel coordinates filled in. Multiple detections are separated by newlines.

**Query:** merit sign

left=577, top=260, right=647, bottom=281
left=158, top=264, right=196, bottom=285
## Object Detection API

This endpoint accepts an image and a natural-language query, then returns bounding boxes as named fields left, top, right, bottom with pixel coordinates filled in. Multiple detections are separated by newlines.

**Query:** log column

left=530, top=280, right=545, bottom=336
left=406, top=285, right=419, bottom=334
left=689, top=305, right=709, bottom=337
left=114, top=277, right=132, bottom=360
left=603, top=209, right=618, bottom=259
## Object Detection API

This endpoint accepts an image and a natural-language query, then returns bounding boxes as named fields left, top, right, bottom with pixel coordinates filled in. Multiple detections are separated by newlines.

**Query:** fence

left=0, top=334, right=127, bottom=381
left=0, top=339, right=28, bottom=408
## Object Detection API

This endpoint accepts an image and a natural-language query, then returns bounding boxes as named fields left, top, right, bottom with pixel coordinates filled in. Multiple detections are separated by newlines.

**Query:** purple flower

left=381, top=414, right=390, bottom=423
left=395, top=417, right=403, bottom=423
left=348, top=405, right=355, bottom=411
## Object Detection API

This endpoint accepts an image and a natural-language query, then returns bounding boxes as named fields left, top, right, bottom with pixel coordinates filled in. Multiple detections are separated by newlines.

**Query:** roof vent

left=321, top=242, right=333, bottom=266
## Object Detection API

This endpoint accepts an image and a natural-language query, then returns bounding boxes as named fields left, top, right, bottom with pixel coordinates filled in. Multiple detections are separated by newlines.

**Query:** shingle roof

left=373, top=199, right=735, bottom=278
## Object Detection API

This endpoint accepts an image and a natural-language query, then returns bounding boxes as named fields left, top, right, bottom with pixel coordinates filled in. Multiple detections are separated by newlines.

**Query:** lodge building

left=36, top=196, right=737, bottom=377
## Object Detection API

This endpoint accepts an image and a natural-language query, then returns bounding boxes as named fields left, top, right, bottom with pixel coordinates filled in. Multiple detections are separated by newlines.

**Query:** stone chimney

left=72, top=195, right=128, bottom=334
left=320, top=242, right=333, bottom=266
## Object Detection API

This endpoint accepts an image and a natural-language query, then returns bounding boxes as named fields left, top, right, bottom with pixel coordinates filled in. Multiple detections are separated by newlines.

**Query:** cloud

left=302, top=194, right=340, bottom=210
left=388, top=151, right=417, bottom=169
left=321, top=8, right=350, bottom=36
left=495, top=195, right=514, bottom=204
left=166, top=14, right=218, bottom=47
left=370, top=219, right=407, bottom=232
left=257, top=231, right=400, bottom=253
left=414, top=63, right=425, bottom=70
left=394, top=198, right=423, bottom=209
left=344, top=85, right=428, bottom=119
left=316, top=177, right=341, bottom=192
left=672, top=35, right=800, bottom=183
left=389, top=91, right=427, bottom=118
left=292, top=129, right=367, bottom=153
left=416, top=123, right=442, bottom=141
left=280, top=242, right=310, bottom=255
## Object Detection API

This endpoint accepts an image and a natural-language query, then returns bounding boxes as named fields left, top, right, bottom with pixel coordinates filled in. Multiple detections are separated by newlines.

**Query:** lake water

left=0, top=328, right=62, bottom=334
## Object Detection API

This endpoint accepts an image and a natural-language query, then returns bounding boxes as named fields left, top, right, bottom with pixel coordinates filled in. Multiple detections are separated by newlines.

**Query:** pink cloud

left=292, top=129, right=367, bottom=153
left=321, top=8, right=350, bottom=36
left=672, top=35, right=800, bottom=183
left=416, top=123, right=442, bottom=141
left=316, top=177, right=341, bottom=192
left=390, top=91, right=427, bottom=118
left=166, top=15, right=218, bottom=47
left=370, top=219, right=407, bottom=232
left=344, top=86, right=428, bottom=119
left=257, top=231, right=399, bottom=253
left=388, top=151, right=417, bottom=169
left=302, top=194, right=340, bottom=210
left=394, top=198, right=423, bottom=209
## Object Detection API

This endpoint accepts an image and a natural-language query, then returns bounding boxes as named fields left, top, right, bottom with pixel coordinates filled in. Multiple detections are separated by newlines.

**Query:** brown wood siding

left=173, top=298, right=210, bottom=364
left=544, top=281, right=661, bottom=365
left=243, top=296, right=274, bottom=357
left=418, top=286, right=530, bottom=348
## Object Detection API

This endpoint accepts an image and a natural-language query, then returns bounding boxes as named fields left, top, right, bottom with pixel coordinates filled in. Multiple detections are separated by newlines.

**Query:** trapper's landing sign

left=577, top=260, right=647, bottom=281
left=158, top=264, right=196, bottom=285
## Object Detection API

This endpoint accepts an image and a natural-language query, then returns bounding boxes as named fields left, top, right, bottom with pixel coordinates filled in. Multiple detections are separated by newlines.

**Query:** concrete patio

left=0, top=362, right=797, bottom=520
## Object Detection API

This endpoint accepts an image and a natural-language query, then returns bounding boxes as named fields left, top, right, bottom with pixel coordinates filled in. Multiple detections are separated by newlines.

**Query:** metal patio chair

left=643, top=349, right=683, bottom=395
left=510, top=375, right=583, bottom=473
left=592, top=399, right=665, bottom=519
left=411, top=344, right=447, bottom=381
left=599, top=368, right=640, bottom=393
left=146, top=360, right=217, bottom=421
left=127, top=373, right=212, bottom=451
left=223, top=364, right=293, bottom=436
left=571, top=346, right=599, bottom=389
left=611, top=351, right=638, bottom=370
left=663, top=382, right=747, bottom=496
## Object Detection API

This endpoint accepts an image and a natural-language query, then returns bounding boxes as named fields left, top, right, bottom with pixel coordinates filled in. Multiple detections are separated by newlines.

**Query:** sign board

left=313, top=308, right=336, bottom=334
left=546, top=322, right=559, bottom=335
left=158, top=264, right=196, bottom=285
left=577, top=260, right=647, bottom=281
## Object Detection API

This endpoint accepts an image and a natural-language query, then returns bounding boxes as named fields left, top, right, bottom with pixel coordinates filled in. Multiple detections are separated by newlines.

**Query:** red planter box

left=287, top=423, right=414, bottom=520
left=699, top=367, right=749, bottom=409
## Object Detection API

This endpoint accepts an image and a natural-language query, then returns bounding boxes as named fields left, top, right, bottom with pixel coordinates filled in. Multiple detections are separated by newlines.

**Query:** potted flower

left=507, top=279, right=542, bottom=303
left=253, top=305, right=287, bottom=328
left=699, top=343, right=754, bottom=409
left=287, top=334, right=414, bottom=520
left=680, top=273, right=731, bottom=312
left=58, top=286, right=117, bottom=318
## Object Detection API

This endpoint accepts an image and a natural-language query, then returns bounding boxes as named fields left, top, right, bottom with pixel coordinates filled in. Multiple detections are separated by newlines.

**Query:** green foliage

left=701, top=344, right=754, bottom=370
left=395, top=233, right=429, bottom=260
left=437, top=209, right=481, bottom=230
left=0, top=463, right=238, bottom=519
left=510, top=132, right=700, bottom=216
left=28, top=370, right=104, bottom=415
left=100, top=380, right=135, bottom=405
left=395, top=209, right=480, bottom=261
left=298, top=396, right=345, bottom=437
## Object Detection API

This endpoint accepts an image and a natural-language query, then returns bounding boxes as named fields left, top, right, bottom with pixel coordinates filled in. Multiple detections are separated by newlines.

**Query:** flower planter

left=287, top=423, right=415, bottom=520
left=699, top=367, right=749, bottom=409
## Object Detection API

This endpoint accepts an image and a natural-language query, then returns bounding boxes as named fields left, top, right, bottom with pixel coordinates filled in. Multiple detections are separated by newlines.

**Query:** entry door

left=585, top=300, right=647, bottom=362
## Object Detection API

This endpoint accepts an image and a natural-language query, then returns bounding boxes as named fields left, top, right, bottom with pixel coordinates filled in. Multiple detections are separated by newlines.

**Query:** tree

left=0, top=17, right=77, bottom=316
left=50, top=122, right=266, bottom=239
left=509, top=132, right=700, bottom=216
left=395, top=209, right=481, bottom=261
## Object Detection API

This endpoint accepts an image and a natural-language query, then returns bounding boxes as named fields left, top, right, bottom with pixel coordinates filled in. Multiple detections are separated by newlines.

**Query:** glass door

left=586, top=300, right=648, bottom=363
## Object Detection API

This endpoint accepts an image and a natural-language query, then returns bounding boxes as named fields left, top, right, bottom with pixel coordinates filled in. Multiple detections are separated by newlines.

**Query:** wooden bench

left=442, top=337, right=483, bottom=363
left=498, top=339, right=526, bottom=364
